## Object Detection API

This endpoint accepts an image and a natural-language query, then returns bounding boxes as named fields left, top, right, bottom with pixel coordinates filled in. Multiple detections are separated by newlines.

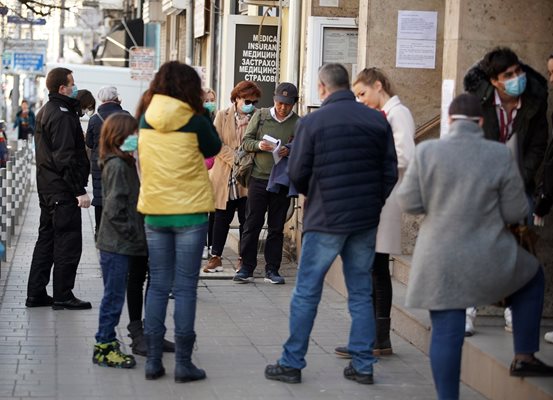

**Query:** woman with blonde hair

left=335, top=67, right=415, bottom=357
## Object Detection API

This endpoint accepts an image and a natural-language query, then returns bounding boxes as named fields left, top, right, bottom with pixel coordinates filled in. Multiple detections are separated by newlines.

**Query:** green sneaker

left=93, top=341, right=136, bottom=369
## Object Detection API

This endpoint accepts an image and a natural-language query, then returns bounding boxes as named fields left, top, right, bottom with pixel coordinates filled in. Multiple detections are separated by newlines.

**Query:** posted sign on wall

left=233, top=24, right=278, bottom=108
left=221, top=15, right=279, bottom=110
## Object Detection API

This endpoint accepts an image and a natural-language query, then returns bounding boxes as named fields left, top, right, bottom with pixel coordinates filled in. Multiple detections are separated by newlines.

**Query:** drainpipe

left=185, top=0, right=193, bottom=65
left=285, top=0, right=300, bottom=86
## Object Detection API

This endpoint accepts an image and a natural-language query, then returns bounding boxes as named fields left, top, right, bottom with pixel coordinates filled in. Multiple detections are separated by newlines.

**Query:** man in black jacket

left=463, top=47, right=549, bottom=335
left=264, top=63, right=398, bottom=385
left=26, top=67, right=92, bottom=310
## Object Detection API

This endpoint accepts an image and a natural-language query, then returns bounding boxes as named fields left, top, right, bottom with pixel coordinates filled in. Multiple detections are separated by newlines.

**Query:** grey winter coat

left=96, top=154, right=147, bottom=256
left=397, top=120, right=539, bottom=310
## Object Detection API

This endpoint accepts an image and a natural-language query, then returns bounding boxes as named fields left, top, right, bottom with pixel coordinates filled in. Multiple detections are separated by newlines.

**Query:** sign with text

left=129, top=47, right=155, bottom=81
left=233, top=24, right=278, bottom=108
left=2, top=50, right=46, bottom=74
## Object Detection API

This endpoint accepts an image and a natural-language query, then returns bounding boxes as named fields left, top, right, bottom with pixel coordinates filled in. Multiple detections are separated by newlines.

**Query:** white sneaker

left=202, top=246, right=210, bottom=260
left=504, top=307, right=513, bottom=333
left=544, top=331, right=553, bottom=344
left=465, top=307, right=477, bottom=337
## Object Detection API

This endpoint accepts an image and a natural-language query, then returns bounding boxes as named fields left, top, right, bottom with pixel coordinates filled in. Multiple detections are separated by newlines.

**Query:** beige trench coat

left=210, top=104, right=248, bottom=210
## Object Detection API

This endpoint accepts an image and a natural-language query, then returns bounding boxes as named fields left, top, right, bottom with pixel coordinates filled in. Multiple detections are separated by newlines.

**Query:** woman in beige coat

left=203, top=81, right=261, bottom=273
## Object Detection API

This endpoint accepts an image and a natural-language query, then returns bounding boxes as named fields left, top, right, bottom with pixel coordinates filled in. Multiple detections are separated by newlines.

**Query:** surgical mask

left=504, top=73, right=526, bottom=97
left=204, top=101, right=216, bottom=113
left=83, top=109, right=94, bottom=117
left=120, top=134, right=138, bottom=152
left=241, top=103, right=255, bottom=114
left=70, top=85, right=78, bottom=98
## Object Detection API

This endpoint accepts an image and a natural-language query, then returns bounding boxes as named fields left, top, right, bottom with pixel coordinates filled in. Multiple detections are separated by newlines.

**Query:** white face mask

left=86, top=109, right=94, bottom=117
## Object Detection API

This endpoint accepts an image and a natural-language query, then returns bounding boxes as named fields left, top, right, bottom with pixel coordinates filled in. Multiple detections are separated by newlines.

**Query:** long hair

left=135, top=89, right=152, bottom=119
left=353, top=67, right=395, bottom=97
left=143, top=61, right=204, bottom=113
left=99, top=113, right=137, bottom=165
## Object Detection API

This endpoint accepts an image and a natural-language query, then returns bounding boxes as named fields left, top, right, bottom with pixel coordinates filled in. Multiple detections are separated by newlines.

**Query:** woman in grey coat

left=397, top=94, right=552, bottom=400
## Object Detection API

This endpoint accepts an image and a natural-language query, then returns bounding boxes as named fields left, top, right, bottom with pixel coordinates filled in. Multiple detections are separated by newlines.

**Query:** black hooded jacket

left=463, top=61, right=548, bottom=194
left=35, top=93, right=90, bottom=196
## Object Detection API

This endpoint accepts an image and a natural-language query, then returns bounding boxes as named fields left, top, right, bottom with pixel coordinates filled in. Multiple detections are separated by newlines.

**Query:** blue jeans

left=279, top=228, right=377, bottom=373
left=429, top=268, right=544, bottom=400
left=144, top=223, right=207, bottom=338
left=95, top=251, right=130, bottom=344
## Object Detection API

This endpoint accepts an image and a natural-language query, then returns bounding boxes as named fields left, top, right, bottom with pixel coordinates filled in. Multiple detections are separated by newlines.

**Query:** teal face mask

left=504, top=73, right=526, bottom=97
left=70, top=85, right=78, bottom=98
left=204, top=101, right=216, bottom=113
left=241, top=104, right=255, bottom=114
left=120, top=134, right=138, bottom=152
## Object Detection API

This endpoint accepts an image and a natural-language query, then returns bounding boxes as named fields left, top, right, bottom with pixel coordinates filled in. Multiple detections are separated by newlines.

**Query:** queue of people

left=20, top=46, right=553, bottom=399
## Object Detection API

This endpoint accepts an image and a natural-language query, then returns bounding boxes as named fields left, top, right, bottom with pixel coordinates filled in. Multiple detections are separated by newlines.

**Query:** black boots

left=145, top=334, right=165, bottom=380
left=174, top=333, right=206, bottom=383
left=128, top=321, right=175, bottom=356
left=374, top=317, right=393, bottom=356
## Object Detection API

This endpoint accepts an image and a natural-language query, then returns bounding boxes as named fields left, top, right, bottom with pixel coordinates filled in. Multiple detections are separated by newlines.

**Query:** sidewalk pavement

left=0, top=185, right=486, bottom=400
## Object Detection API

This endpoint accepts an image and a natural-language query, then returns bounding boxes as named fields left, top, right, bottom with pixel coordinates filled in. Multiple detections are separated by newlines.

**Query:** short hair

left=353, top=67, right=395, bottom=97
left=99, top=113, right=137, bottom=164
left=203, top=87, right=216, bottom=98
left=97, top=86, right=120, bottom=103
left=481, top=47, right=520, bottom=79
left=448, top=93, right=483, bottom=119
left=147, top=61, right=204, bottom=114
left=20, top=100, right=28, bottom=105
left=46, top=67, right=72, bottom=93
left=76, top=89, right=96, bottom=110
left=318, top=63, right=350, bottom=92
left=230, top=81, right=262, bottom=103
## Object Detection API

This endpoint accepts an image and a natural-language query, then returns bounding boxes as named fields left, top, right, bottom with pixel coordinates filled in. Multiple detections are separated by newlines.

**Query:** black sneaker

left=233, top=269, right=254, bottom=283
left=93, top=341, right=136, bottom=369
left=334, top=346, right=351, bottom=359
left=265, top=362, right=301, bottom=383
left=25, top=295, right=53, bottom=307
left=264, top=270, right=285, bottom=284
left=343, top=362, right=373, bottom=384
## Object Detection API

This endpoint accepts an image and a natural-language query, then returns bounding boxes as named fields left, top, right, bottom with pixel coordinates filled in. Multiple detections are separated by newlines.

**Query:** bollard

left=12, top=152, right=20, bottom=226
left=5, top=160, right=12, bottom=246
left=0, top=168, right=6, bottom=262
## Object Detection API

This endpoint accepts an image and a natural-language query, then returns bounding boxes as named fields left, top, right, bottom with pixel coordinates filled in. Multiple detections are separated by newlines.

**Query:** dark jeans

left=429, top=268, right=544, bottom=400
left=205, top=212, right=215, bottom=248
left=27, top=192, right=82, bottom=301
left=211, top=197, right=247, bottom=256
left=240, top=177, right=290, bottom=273
left=127, top=255, right=149, bottom=322
left=372, top=252, right=392, bottom=318
left=95, top=251, right=129, bottom=344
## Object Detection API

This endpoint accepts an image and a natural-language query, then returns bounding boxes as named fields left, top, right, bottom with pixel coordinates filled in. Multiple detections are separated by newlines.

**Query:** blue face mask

left=70, top=85, right=78, bottom=99
left=204, top=101, right=216, bottom=113
left=120, top=134, right=138, bottom=152
left=504, top=73, right=526, bottom=97
left=241, top=103, right=255, bottom=114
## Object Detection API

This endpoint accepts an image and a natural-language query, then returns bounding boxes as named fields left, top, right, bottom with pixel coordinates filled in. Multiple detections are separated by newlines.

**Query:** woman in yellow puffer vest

left=136, top=61, right=221, bottom=383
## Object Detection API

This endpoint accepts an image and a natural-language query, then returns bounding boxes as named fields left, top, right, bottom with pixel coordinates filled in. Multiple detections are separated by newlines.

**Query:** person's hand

left=278, top=146, right=289, bottom=157
left=533, top=214, right=545, bottom=227
left=258, top=140, right=274, bottom=151
left=76, top=193, right=91, bottom=208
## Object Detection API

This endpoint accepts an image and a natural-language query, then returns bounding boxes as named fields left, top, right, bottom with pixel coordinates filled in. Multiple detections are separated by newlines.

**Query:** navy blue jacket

left=85, top=102, right=128, bottom=207
left=288, top=90, right=398, bottom=234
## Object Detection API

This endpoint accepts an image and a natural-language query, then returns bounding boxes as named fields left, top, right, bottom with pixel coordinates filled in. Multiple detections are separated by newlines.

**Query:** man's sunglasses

left=244, top=99, right=259, bottom=105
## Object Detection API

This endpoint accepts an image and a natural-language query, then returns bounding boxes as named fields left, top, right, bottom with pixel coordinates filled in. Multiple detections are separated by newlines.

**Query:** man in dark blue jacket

left=265, top=63, right=398, bottom=385
left=26, top=67, right=92, bottom=310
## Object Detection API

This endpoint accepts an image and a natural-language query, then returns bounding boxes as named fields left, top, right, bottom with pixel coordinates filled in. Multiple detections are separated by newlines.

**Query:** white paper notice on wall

left=440, top=79, right=456, bottom=138
left=319, top=0, right=339, bottom=6
left=396, top=10, right=438, bottom=69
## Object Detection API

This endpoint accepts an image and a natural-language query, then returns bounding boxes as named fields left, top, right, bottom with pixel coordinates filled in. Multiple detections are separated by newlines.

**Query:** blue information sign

left=12, top=52, right=45, bottom=74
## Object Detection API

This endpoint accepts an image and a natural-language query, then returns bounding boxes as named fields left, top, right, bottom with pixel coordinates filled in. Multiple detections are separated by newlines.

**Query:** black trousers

left=211, top=197, right=247, bottom=256
left=127, top=255, right=149, bottom=322
left=372, top=252, right=392, bottom=318
left=240, top=177, right=290, bottom=273
left=94, top=206, right=102, bottom=240
left=27, top=192, right=82, bottom=301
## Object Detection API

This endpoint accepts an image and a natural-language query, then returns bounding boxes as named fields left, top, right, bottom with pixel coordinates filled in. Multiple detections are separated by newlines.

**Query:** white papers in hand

left=262, top=134, right=282, bottom=164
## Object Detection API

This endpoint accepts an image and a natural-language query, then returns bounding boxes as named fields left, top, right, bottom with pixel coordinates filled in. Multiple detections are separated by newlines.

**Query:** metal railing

left=0, top=138, right=33, bottom=263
